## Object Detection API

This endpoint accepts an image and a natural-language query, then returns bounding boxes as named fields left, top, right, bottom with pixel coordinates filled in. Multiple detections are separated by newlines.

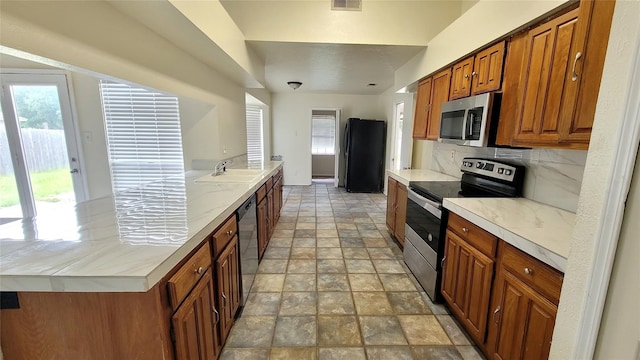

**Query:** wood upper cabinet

left=386, top=177, right=398, bottom=232
left=426, top=69, right=452, bottom=140
left=504, top=0, right=615, bottom=149
left=412, top=69, right=451, bottom=140
left=450, top=56, right=474, bottom=100
left=413, top=77, right=432, bottom=138
left=216, top=236, right=240, bottom=342
left=472, top=41, right=506, bottom=95
left=441, top=229, right=495, bottom=344
left=172, top=269, right=221, bottom=360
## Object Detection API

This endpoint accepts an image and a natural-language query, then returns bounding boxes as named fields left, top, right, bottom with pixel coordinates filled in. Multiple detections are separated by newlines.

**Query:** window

left=246, top=105, right=263, bottom=163
left=311, top=111, right=336, bottom=155
left=99, top=80, right=184, bottom=193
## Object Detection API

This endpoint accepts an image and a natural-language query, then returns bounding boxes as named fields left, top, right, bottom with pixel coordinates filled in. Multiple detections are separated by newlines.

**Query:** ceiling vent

left=332, top=0, right=361, bottom=11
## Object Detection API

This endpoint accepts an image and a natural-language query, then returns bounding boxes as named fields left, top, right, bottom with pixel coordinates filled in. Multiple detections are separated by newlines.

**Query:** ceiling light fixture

left=287, top=81, right=303, bottom=90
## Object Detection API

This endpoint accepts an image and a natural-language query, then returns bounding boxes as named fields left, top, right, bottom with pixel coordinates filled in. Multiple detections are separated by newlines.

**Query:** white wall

left=395, top=0, right=567, bottom=90
left=594, top=152, right=640, bottom=359
left=179, top=97, right=224, bottom=170
left=272, top=93, right=384, bottom=185
left=0, top=0, right=248, bottom=161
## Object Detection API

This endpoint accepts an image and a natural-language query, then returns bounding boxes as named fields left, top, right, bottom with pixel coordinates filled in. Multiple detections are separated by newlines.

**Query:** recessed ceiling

left=249, top=41, right=424, bottom=94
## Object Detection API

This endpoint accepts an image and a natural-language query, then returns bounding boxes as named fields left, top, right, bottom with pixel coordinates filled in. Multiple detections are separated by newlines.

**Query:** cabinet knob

left=462, top=227, right=469, bottom=234
left=524, top=267, right=533, bottom=275
left=464, top=74, right=470, bottom=79
left=195, top=266, right=204, bottom=275
left=472, top=71, right=478, bottom=77
left=226, top=230, right=234, bottom=236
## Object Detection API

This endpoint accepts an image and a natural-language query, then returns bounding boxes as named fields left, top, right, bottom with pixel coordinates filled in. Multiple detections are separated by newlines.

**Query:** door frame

left=0, top=69, right=88, bottom=217
left=309, top=108, right=341, bottom=187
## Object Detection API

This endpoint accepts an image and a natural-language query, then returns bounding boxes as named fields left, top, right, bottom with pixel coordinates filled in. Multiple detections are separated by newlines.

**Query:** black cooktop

left=409, top=181, right=463, bottom=203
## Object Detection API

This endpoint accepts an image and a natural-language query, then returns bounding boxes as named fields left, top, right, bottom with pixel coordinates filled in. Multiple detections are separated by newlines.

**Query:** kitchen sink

left=196, top=169, right=265, bottom=183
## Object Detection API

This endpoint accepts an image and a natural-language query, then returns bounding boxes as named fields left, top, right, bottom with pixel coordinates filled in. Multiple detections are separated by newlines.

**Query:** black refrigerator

left=344, top=118, right=386, bottom=193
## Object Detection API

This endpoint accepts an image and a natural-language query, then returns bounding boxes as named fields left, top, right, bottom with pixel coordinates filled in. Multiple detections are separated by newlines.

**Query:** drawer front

left=257, top=184, right=266, bottom=202
left=212, top=215, right=238, bottom=256
left=501, top=243, right=564, bottom=304
left=266, top=177, right=274, bottom=189
left=448, top=213, right=498, bottom=258
left=167, top=242, right=212, bottom=310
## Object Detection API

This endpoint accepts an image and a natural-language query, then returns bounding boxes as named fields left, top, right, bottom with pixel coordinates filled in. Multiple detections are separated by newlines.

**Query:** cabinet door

left=172, top=270, right=221, bottom=360
left=273, top=179, right=281, bottom=225
left=386, top=177, right=398, bottom=233
left=472, top=41, right=506, bottom=95
left=512, top=9, right=579, bottom=146
left=216, top=236, right=240, bottom=342
left=426, top=68, right=451, bottom=140
left=558, top=0, right=615, bottom=145
left=450, top=56, right=474, bottom=100
left=413, top=77, right=432, bottom=138
left=267, top=189, right=275, bottom=238
left=441, top=230, right=494, bottom=344
left=488, top=270, right=557, bottom=360
left=257, top=198, right=269, bottom=260
left=394, top=184, right=408, bottom=247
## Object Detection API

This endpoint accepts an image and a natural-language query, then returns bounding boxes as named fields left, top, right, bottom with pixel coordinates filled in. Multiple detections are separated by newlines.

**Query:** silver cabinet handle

left=571, top=52, right=582, bottom=81
left=464, top=74, right=470, bottom=79
left=441, top=256, right=447, bottom=269
left=462, top=227, right=469, bottom=234
left=226, top=230, right=233, bottom=236
left=195, top=266, right=204, bottom=275
left=212, top=307, right=220, bottom=324
left=472, top=71, right=478, bottom=77
left=493, top=306, right=501, bottom=324
left=222, top=292, right=227, bottom=301
left=524, top=267, right=533, bottom=275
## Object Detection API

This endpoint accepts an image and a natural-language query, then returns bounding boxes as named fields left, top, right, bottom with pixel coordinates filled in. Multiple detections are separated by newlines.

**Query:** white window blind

left=312, top=112, right=336, bottom=155
left=246, top=105, right=263, bottom=163
left=99, top=80, right=184, bottom=193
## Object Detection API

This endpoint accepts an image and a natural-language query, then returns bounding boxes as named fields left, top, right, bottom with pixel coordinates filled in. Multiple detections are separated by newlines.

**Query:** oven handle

left=408, top=189, right=442, bottom=219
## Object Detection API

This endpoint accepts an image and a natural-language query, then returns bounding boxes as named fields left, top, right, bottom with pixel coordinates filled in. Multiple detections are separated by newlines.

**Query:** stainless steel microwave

left=438, top=92, right=502, bottom=147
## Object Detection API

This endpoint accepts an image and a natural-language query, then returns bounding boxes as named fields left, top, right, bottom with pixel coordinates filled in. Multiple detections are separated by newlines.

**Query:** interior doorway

left=0, top=71, right=86, bottom=221
left=310, top=109, right=341, bottom=187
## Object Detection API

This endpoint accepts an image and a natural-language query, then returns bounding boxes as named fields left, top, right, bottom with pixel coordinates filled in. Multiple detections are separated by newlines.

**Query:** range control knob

left=504, top=169, right=513, bottom=176
left=476, top=162, right=483, bottom=169
left=497, top=168, right=504, bottom=174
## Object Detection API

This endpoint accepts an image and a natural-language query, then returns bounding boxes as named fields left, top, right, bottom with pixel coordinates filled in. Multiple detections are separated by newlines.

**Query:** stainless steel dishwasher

left=237, top=194, right=258, bottom=307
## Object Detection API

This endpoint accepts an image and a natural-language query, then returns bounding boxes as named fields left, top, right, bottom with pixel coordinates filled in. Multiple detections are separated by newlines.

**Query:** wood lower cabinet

left=172, top=269, right=221, bottom=360
left=501, top=0, right=615, bottom=149
left=216, top=235, right=240, bottom=343
left=267, top=187, right=275, bottom=237
left=386, top=177, right=407, bottom=247
left=257, top=196, right=269, bottom=260
left=441, top=229, right=495, bottom=344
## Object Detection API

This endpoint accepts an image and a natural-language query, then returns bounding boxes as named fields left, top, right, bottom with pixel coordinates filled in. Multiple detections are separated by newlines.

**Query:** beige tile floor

left=221, top=182, right=485, bottom=360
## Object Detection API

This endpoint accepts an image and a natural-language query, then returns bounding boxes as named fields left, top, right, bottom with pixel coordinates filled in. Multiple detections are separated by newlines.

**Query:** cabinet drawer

left=212, top=215, right=238, bottom=256
left=257, top=184, right=266, bottom=202
left=501, top=243, right=564, bottom=304
left=266, top=177, right=274, bottom=189
left=276, top=168, right=283, bottom=181
left=167, top=242, right=212, bottom=310
left=447, top=213, right=497, bottom=258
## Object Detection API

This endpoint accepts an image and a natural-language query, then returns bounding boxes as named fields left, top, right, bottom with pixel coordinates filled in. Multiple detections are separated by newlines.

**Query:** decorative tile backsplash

left=431, top=143, right=587, bottom=212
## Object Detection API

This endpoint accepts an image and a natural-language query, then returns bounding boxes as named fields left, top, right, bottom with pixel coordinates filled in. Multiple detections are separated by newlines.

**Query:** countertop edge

left=443, top=199, right=567, bottom=272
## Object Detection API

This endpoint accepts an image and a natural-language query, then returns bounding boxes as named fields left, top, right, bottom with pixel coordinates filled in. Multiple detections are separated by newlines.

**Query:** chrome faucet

left=213, top=159, right=232, bottom=176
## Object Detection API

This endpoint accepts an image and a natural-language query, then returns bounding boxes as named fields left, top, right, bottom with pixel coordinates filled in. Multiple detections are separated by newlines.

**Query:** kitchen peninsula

left=0, top=161, right=283, bottom=359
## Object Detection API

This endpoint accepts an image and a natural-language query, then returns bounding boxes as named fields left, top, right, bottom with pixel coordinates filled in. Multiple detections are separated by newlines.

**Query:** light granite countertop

left=444, top=198, right=574, bottom=272
left=388, top=169, right=574, bottom=272
left=386, top=168, right=459, bottom=185
left=0, top=161, right=283, bottom=292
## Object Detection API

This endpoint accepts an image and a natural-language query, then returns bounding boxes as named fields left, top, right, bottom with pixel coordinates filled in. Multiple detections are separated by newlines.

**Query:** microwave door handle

left=468, top=112, right=475, bottom=137
left=461, top=109, right=470, bottom=140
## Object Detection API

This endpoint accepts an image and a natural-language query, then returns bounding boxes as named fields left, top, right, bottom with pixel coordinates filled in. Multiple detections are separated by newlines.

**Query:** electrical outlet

left=223, top=145, right=228, bottom=154
left=450, top=150, right=456, bottom=160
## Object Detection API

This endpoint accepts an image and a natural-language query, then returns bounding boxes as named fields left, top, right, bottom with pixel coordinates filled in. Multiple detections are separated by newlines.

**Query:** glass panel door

left=0, top=102, right=22, bottom=221
left=0, top=73, right=85, bottom=219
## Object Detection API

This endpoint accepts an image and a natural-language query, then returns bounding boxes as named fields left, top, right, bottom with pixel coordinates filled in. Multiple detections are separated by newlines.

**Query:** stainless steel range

left=403, top=158, right=525, bottom=302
